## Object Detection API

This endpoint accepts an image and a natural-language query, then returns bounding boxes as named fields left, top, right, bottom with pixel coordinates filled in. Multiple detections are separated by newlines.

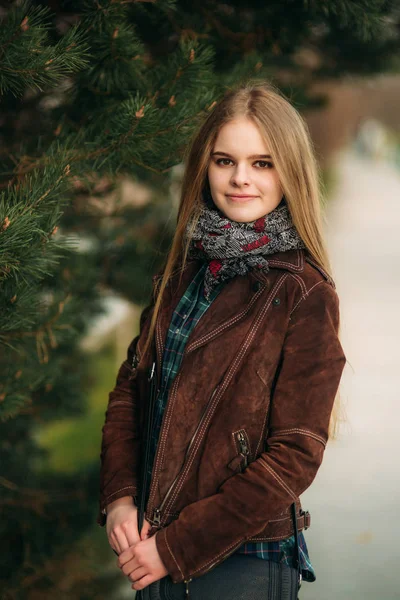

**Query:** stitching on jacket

left=305, top=255, right=335, bottom=288
left=255, top=367, right=269, bottom=387
left=186, top=282, right=265, bottom=352
left=305, top=280, right=324, bottom=296
left=164, top=528, right=184, bottom=580
left=249, top=532, right=304, bottom=541
left=108, top=400, right=133, bottom=408
left=273, top=428, right=326, bottom=447
left=290, top=295, right=303, bottom=316
left=258, top=457, right=297, bottom=501
left=190, top=538, right=244, bottom=576
left=162, top=386, right=221, bottom=515
left=268, top=249, right=303, bottom=271
left=156, top=314, right=164, bottom=366
left=159, top=276, right=282, bottom=515
left=162, top=274, right=288, bottom=517
left=289, top=279, right=324, bottom=317
left=288, top=272, right=307, bottom=296
left=148, top=372, right=182, bottom=511
left=105, top=486, right=137, bottom=504
left=268, top=514, right=297, bottom=524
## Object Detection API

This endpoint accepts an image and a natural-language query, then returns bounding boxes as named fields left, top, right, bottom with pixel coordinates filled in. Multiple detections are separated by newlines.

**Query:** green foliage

left=0, top=2, right=89, bottom=95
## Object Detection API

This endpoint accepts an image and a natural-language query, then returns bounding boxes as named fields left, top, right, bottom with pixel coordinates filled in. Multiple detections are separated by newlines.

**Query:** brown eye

left=215, top=158, right=233, bottom=166
left=254, top=160, right=273, bottom=168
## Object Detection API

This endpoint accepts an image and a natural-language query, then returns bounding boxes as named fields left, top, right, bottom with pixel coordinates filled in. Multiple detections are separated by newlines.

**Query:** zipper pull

left=152, top=507, right=161, bottom=527
left=237, top=431, right=249, bottom=468
left=184, top=578, right=192, bottom=598
left=237, top=431, right=249, bottom=456
left=148, top=361, right=155, bottom=382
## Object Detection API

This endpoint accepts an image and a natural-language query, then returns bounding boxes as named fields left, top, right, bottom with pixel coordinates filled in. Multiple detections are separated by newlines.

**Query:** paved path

left=301, top=148, right=400, bottom=600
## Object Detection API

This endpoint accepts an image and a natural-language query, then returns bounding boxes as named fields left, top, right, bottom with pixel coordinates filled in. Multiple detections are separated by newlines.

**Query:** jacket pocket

left=227, top=428, right=251, bottom=473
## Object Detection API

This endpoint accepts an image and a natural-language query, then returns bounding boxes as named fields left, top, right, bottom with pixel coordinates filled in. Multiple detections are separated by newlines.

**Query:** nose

left=230, top=162, right=251, bottom=188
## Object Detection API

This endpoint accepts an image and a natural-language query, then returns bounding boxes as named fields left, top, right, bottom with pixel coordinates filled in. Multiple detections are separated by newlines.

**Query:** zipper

left=184, top=578, right=192, bottom=598
left=236, top=430, right=250, bottom=469
left=137, top=360, right=159, bottom=534
left=228, top=429, right=251, bottom=473
left=148, top=386, right=219, bottom=528
left=145, top=295, right=207, bottom=527
left=145, top=372, right=181, bottom=526
left=144, top=312, right=171, bottom=524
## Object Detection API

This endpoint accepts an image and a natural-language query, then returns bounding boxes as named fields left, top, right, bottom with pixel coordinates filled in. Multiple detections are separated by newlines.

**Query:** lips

left=226, top=194, right=258, bottom=202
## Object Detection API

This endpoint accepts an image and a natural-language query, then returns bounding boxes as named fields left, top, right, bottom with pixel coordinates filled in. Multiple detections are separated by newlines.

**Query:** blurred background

left=1, top=1, right=399, bottom=598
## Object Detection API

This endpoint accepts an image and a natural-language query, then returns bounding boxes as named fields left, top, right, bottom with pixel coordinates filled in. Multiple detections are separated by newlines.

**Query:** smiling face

left=207, top=117, right=283, bottom=223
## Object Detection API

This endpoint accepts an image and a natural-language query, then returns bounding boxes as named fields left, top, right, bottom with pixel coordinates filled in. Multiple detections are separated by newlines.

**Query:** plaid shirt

left=145, top=262, right=316, bottom=583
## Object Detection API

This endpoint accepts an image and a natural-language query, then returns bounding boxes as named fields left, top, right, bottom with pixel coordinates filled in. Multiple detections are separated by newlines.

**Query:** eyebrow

left=211, top=151, right=273, bottom=159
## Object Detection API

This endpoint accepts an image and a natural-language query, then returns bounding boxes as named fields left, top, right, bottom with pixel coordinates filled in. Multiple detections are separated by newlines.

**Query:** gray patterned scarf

left=185, top=197, right=306, bottom=300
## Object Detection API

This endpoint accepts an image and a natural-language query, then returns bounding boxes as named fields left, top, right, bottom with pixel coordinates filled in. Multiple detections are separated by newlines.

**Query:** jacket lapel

left=155, top=249, right=305, bottom=358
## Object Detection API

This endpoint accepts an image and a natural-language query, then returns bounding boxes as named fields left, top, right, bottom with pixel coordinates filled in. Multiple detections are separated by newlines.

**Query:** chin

left=218, top=203, right=267, bottom=223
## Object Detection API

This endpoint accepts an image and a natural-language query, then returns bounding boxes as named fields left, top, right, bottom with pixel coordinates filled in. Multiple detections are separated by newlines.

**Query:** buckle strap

left=298, top=509, right=311, bottom=530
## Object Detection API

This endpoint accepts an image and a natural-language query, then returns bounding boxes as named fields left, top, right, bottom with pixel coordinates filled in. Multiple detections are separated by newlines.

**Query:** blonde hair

left=141, top=80, right=345, bottom=440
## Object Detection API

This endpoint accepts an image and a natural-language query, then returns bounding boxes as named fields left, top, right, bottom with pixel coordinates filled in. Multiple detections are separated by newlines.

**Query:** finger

left=132, top=573, right=155, bottom=591
left=118, top=546, right=135, bottom=569
left=114, top=527, right=130, bottom=554
left=128, top=566, right=147, bottom=583
left=124, top=521, right=140, bottom=547
left=110, top=531, right=121, bottom=555
left=121, top=557, right=138, bottom=577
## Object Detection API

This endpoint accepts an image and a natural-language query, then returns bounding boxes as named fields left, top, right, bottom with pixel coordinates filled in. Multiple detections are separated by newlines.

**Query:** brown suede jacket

left=97, top=248, right=346, bottom=585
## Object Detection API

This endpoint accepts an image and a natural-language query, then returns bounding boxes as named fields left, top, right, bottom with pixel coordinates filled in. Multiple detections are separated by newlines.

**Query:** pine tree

left=1, top=1, right=399, bottom=597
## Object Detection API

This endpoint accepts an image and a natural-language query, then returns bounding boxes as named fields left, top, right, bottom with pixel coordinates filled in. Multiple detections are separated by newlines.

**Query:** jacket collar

left=154, top=248, right=307, bottom=358
left=260, top=248, right=305, bottom=274
left=154, top=248, right=306, bottom=291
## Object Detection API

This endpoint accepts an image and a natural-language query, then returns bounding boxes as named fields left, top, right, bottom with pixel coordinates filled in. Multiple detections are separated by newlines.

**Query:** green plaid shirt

left=145, top=262, right=316, bottom=583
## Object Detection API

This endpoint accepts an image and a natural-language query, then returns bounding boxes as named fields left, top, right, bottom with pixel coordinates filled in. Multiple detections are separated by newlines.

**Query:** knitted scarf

left=185, top=197, right=306, bottom=300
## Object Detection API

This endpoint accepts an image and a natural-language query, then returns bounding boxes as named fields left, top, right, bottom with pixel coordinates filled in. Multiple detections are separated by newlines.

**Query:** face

left=207, top=117, right=283, bottom=222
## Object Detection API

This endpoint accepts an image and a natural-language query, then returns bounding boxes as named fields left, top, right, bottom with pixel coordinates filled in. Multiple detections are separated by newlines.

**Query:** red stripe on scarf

left=209, top=259, right=223, bottom=278
left=241, top=235, right=270, bottom=252
left=253, top=217, right=266, bottom=233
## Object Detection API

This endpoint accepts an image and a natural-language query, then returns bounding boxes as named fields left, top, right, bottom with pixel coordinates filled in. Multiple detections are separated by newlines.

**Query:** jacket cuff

left=96, top=487, right=138, bottom=527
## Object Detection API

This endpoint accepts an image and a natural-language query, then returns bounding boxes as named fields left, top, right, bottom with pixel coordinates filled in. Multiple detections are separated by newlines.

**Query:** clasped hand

left=106, top=498, right=169, bottom=591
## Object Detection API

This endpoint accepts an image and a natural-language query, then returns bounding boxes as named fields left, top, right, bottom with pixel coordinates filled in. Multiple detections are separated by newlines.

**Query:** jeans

left=141, top=554, right=300, bottom=600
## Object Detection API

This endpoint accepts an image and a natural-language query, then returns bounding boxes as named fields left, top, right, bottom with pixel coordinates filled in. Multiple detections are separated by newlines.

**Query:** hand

left=117, top=531, right=169, bottom=591
left=106, top=496, right=147, bottom=554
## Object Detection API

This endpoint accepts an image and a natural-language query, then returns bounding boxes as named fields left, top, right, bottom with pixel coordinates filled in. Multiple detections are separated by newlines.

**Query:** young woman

left=97, top=81, right=347, bottom=600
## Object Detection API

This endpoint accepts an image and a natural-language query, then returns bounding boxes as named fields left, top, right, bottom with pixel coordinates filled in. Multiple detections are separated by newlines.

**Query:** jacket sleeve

left=96, top=293, right=155, bottom=527
left=155, top=280, right=347, bottom=582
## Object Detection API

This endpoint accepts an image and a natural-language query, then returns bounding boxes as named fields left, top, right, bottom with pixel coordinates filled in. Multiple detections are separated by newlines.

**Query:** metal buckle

left=300, top=509, right=310, bottom=529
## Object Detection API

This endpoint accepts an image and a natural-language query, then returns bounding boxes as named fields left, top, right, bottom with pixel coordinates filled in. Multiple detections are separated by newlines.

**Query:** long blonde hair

left=141, top=80, right=345, bottom=440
